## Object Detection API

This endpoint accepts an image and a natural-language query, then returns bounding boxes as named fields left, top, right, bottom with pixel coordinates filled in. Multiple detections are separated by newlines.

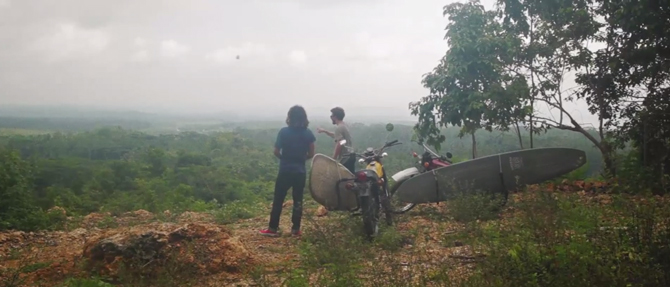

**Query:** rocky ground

left=0, top=204, right=481, bottom=286
left=0, top=180, right=624, bottom=287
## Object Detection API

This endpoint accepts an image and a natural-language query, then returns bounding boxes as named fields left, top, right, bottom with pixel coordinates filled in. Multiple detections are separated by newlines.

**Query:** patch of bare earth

left=3, top=183, right=631, bottom=286
left=379, top=205, right=485, bottom=286
left=0, top=203, right=484, bottom=286
left=0, top=210, right=252, bottom=287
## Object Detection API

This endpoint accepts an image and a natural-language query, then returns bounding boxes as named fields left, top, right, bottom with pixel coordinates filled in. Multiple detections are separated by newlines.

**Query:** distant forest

left=0, top=114, right=609, bottom=231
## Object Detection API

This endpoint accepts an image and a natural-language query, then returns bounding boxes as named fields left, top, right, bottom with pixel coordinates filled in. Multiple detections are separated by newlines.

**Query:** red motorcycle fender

left=431, top=159, right=450, bottom=167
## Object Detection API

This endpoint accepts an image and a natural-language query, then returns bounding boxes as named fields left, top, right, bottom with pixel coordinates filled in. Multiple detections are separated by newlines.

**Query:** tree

left=0, top=148, right=39, bottom=230
left=410, top=0, right=531, bottom=157
left=493, top=0, right=626, bottom=175
left=578, top=0, right=670, bottom=182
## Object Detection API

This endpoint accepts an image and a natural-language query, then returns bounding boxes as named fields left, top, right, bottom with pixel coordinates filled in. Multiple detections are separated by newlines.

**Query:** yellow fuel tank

left=365, top=161, right=384, bottom=178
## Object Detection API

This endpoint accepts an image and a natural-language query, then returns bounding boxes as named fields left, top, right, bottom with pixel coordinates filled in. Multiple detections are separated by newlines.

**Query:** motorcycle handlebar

left=380, top=140, right=401, bottom=152
left=422, top=142, right=453, bottom=160
left=343, top=139, right=401, bottom=161
left=422, top=142, right=440, bottom=157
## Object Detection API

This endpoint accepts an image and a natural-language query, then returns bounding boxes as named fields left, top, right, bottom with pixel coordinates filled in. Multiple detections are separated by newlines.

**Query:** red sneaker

left=259, top=229, right=279, bottom=237
left=291, top=230, right=302, bottom=237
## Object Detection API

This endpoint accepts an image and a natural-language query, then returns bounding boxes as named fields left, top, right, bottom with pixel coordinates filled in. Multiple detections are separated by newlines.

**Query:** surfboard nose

left=517, top=148, right=588, bottom=183
left=562, top=148, right=587, bottom=169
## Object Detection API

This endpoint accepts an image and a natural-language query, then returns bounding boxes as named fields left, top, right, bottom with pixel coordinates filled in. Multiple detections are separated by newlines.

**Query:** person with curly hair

left=259, top=105, right=316, bottom=237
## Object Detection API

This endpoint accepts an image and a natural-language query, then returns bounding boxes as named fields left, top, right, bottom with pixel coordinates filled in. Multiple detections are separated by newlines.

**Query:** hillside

left=2, top=183, right=669, bottom=287
left=0, top=117, right=668, bottom=286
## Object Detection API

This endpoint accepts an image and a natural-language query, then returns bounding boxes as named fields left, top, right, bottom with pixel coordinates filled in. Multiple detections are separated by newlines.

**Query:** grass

left=249, top=186, right=670, bottom=286
left=210, top=200, right=265, bottom=225
left=457, top=190, right=670, bottom=287
left=3, top=187, right=669, bottom=287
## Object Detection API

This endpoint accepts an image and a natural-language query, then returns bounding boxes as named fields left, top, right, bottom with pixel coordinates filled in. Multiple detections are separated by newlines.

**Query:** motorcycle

left=388, top=142, right=454, bottom=214
left=335, top=125, right=401, bottom=239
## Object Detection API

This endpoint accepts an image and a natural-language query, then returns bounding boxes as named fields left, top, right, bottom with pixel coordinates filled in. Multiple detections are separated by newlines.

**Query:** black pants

left=342, top=154, right=356, bottom=174
left=268, top=171, right=306, bottom=232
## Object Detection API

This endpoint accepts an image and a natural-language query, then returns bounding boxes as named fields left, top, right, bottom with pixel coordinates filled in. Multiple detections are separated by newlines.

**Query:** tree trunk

left=529, top=16, right=535, bottom=149
left=548, top=116, right=617, bottom=177
left=529, top=114, right=534, bottom=149
left=471, top=132, right=477, bottom=159
left=573, top=121, right=616, bottom=177
left=600, top=142, right=616, bottom=178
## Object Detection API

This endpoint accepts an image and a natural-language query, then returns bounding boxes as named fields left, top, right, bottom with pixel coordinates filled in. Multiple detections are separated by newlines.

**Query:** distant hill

left=0, top=105, right=155, bottom=119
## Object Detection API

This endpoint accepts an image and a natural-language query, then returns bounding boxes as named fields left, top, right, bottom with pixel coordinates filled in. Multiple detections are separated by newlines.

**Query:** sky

left=0, top=0, right=599, bottom=126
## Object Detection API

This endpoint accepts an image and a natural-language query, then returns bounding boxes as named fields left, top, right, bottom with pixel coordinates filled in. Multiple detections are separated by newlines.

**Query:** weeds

left=446, top=189, right=505, bottom=223
left=5, top=187, right=670, bottom=287
left=0, top=247, right=48, bottom=287
left=57, top=277, right=114, bottom=287
left=211, top=200, right=263, bottom=224
left=460, top=191, right=670, bottom=287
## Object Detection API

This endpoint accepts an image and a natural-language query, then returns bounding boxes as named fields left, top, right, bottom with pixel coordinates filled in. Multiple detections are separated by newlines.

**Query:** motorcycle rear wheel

left=389, top=179, right=417, bottom=214
left=360, top=195, right=379, bottom=239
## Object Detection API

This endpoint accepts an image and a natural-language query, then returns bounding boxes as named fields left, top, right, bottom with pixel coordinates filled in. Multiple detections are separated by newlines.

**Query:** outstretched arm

left=317, top=127, right=335, bottom=138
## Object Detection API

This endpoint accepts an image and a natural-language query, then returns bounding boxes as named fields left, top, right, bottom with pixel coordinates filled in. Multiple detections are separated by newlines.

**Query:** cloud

left=31, top=23, right=110, bottom=62
left=205, top=42, right=273, bottom=65
left=273, top=0, right=384, bottom=9
left=160, top=40, right=189, bottom=58
left=130, top=37, right=150, bottom=62
left=0, top=0, right=599, bottom=125
left=288, top=50, right=307, bottom=66
left=134, top=37, right=147, bottom=48
left=308, top=32, right=413, bottom=73
left=131, top=50, right=149, bottom=62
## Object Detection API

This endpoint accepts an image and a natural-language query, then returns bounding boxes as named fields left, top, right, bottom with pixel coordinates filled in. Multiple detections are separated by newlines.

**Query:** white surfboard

left=308, top=153, right=358, bottom=211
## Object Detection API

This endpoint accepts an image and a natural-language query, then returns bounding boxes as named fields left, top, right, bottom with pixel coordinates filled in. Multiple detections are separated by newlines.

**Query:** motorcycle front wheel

left=388, top=179, right=417, bottom=214
left=360, top=195, right=379, bottom=239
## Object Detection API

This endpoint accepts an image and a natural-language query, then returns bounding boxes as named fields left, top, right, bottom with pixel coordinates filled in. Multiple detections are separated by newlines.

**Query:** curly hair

left=286, top=105, right=309, bottom=129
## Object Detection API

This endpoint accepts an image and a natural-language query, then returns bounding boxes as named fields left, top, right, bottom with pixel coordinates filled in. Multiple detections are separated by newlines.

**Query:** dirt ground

left=0, top=198, right=489, bottom=287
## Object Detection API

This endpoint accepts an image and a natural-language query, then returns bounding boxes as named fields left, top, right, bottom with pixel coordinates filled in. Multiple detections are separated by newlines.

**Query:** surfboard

left=308, top=153, right=358, bottom=211
left=393, top=148, right=587, bottom=204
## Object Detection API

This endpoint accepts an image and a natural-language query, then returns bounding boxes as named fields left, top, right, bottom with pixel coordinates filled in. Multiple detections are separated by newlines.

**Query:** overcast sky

left=0, top=0, right=599, bottom=125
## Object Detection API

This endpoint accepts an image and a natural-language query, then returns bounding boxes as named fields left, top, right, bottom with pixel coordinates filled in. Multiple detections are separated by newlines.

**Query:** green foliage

left=412, top=0, right=670, bottom=177
left=0, top=148, right=35, bottom=230
left=211, top=200, right=263, bottom=225
left=59, top=278, right=114, bottom=287
left=615, top=148, right=669, bottom=195
left=373, top=226, right=405, bottom=252
left=459, top=192, right=670, bottom=287
left=0, top=118, right=612, bottom=231
left=295, top=217, right=367, bottom=286
left=446, top=190, right=505, bottom=223
left=0, top=149, right=66, bottom=231
left=556, top=161, right=591, bottom=182
left=0, top=127, right=279, bottom=231
left=410, top=0, right=531, bottom=151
